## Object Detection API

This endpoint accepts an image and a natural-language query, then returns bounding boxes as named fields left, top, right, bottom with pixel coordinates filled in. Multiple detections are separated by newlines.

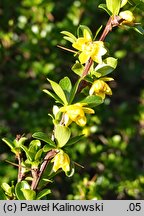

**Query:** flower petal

left=76, top=116, right=87, bottom=127
left=79, top=51, right=90, bottom=64
left=101, top=77, right=114, bottom=82
left=92, top=42, right=107, bottom=63
left=96, top=92, right=106, bottom=99
left=119, top=10, right=135, bottom=25
left=60, top=103, right=94, bottom=126
left=89, top=84, right=95, bottom=95
left=89, top=79, right=112, bottom=99
left=72, top=38, right=87, bottom=51
left=82, top=107, right=95, bottom=114
left=64, top=113, right=72, bottom=126
left=83, top=29, right=92, bottom=41
left=52, top=150, right=70, bottom=173
left=62, top=153, right=70, bottom=172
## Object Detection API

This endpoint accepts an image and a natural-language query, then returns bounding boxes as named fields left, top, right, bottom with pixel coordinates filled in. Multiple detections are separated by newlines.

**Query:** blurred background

left=0, top=0, right=144, bottom=199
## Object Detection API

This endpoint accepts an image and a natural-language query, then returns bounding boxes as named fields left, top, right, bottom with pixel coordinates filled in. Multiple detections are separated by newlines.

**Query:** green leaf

left=43, top=89, right=64, bottom=104
left=121, top=0, right=128, bottom=7
left=63, top=36, right=75, bottom=43
left=98, top=4, right=112, bottom=16
left=61, top=31, right=77, bottom=43
left=14, top=137, right=27, bottom=148
left=0, top=188, right=8, bottom=200
left=66, top=134, right=84, bottom=146
left=15, top=181, right=30, bottom=200
left=25, top=177, right=33, bottom=181
left=2, top=138, right=15, bottom=151
left=94, top=25, right=103, bottom=40
left=1, top=183, right=11, bottom=194
left=129, top=0, right=144, bottom=11
left=54, top=125, right=71, bottom=148
left=2, top=138, right=22, bottom=155
left=43, top=144, right=52, bottom=152
left=36, top=188, right=51, bottom=200
left=77, top=25, right=93, bottom=38
left=106, top=0, right=121, bottom=15
left=21, top=189, right=36, bottom=200
left=132, top=25, right=144, bottom=35
left=21, top=145, right=33, bottom=161
left=72, top=62, right=84, bottom=76
left=80, top=95, right=103, bottom=107
left=59, top=77, right=72, bottom=102
left=69, top=78, right=81, bottom=104
left=94, top=57, right=118, bottom=77
left=105, top=57, right=118, bottom=68
left=35, top=148, right=43, bottom=161
left=29, top=140, right=41, bottom=155
left=48, top=79, right=68, bottom=105
left=59, top=77, right=72, bottom=93
left=32, top=132, right=56, bottom=147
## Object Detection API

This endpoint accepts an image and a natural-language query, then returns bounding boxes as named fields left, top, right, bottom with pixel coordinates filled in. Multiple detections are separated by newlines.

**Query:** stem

left=31, top=149, right=57, bottom=190
left=82, top=17, right=113, bottom=78
left=30, top=15, right=125, bottom=192
left=78, top=15, right=124, bottom=91
left=82, top=57, right=93, bottom=77
left=17, top=154, right=23, bottom=182
left=100, top=15, right=125, bottom=41
left=99, top=16, right=112, bottom=41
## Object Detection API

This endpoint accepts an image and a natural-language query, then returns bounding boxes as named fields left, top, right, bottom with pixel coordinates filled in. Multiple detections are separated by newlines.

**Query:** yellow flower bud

left=119, top=10, right=135, bottom=25
left=89, top=79, right=112, bottom=100
left=52, top=150, right=70, bottom=173
left=60, top=103, right=94, bottom=127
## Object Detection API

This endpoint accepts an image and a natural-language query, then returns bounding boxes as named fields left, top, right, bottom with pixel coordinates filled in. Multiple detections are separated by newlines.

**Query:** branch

left=31, top=149, right=58, bottom=191
left=78, top=15, right=124, bottom=92
left=17, top=153, right=24, bottom=182
left=99, top=15, right=124, bottom=41
left=31, top=15, right=125, bottom=192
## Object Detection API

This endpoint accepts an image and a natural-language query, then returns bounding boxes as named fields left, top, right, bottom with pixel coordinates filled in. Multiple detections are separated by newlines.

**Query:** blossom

left=72, top=29, right=107, bottom=64
left=60, top=103, right=94, bottom=127
left=52, top=150, right=70, bottom=173
left=89, top=78, right=113, bottom=100
left=119, top=10, right=135, bottom=25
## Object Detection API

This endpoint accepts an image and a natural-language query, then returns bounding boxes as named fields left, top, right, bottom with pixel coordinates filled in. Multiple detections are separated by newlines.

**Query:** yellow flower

left=72, top=29, right=107, bottom=64
left=60, top=103, right=94, bottom=127
left=89, top=78, right=113, bottom=100
left=119, top=10, right=135, bottom=25
left=52, top=150, right=70, bottom=173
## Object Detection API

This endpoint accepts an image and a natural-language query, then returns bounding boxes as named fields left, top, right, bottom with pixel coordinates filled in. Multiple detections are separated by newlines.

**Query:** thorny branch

left=78, top=15, right=125, bottom=92
left=31, top=149, right=58, bottom=190
left=24, top=16, right=125, bottom=192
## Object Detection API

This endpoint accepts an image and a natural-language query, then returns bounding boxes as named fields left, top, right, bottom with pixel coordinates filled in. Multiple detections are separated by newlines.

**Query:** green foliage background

left=0, top=0, right=144, bottom=199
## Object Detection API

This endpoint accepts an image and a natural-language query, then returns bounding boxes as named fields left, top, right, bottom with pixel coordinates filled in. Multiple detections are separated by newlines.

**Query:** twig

left=99, top=15, right=124, bottom=41
left=78, top=15, right=125, bottom=92
left=31, top=149, right=58, bottom=190
left=57, top=45, right=77, bottom=54
left=30, top=15, right=125, bottom=192
left=17, top=154, right=24, bottom=182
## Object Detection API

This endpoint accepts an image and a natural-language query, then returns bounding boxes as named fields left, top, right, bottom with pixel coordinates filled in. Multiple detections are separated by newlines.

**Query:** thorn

left=57, top=45, right=77, bottom=53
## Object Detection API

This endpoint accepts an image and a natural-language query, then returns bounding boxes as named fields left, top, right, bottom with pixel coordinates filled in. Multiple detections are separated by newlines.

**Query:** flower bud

left=119, top=10, right=135, bottom=26
left=89, top=79, right=112, bottom=100
left=52, top=150, right=70, bottom=173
